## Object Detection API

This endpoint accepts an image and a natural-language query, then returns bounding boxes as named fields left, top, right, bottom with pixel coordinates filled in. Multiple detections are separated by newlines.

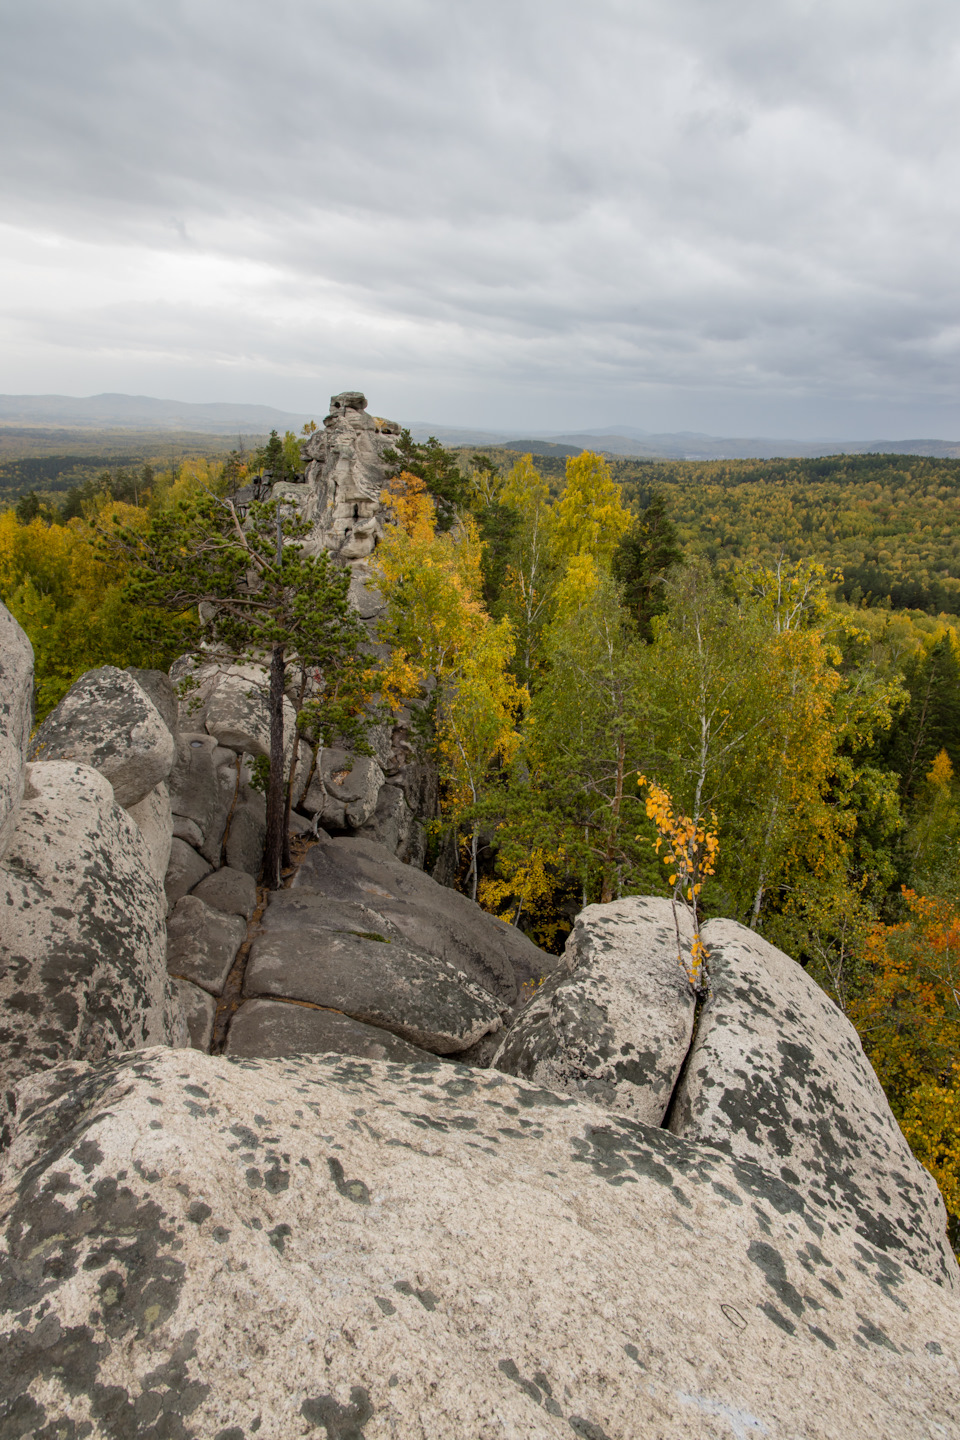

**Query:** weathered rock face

left=123, top=780, right=173, bottom=885
left=27, top=666, right=176, bottom=808
left=165, top=895, right=247, bottom=998
left=1, top=1047, right=958, bottom=1440
left=166, top=733, right=238, bottom=866
left=301, top=747, right=386, bottom=830
left=193, top=665, right=297, bottom=761
left=669, top=917, right=958, bottom=1292
left=0, top=764, right=185, bottom=1136
left=493, top=897, right=697, bottom=1125
left=0, top=605, right=32, bottom=862
left=225, top=998, right=434, bottom=1061
left=124, top=666, right=179, bottom=740
left=244, top=925, right=502, bottom=1054
left=295, top=837, right=555, bottom=1003
left=298, top=390, right=401, bottom=562
left=172, top=978, right=217, bottom=1052
left=190, top=865, right=257, bottom=920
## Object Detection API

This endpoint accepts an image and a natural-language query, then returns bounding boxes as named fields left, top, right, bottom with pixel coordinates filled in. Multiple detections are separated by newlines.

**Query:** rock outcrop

left=0, top=763, right=185, bottom=1138
left=0, top=606, right=32, bottom=862
left=299, top=390, right=400, bottom=563
left=28, top=666, right=176, bottom=807
left=669, top=918, right=957, bottom=1291
left=1, top=1046, right=958, bottom=1439
left=493, top=897, right=697, bottom=1124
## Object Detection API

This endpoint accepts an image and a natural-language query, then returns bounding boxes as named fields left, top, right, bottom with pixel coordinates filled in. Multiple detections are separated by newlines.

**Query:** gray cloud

left=3, top=0, right=960, bottom=435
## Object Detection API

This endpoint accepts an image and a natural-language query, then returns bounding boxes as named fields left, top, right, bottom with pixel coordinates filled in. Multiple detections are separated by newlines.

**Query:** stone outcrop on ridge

left=0, top=605, right=32, bottom=862
left=28, top=665, right=176, bottom=808
left=668, top=917, right=957, bottom=1291
left=222, top=835, right=560, bottom=1060
left=1, top=1046, right=957, bottom=1440
left=0, top=762, right=185, bottom=1139
left=299, top=389, right=400, bottom=562
left=492, top=896, right=697, bottom=1125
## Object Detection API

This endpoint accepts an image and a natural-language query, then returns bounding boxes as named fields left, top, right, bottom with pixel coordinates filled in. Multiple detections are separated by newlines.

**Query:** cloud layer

left=4, top=0, right=960, bottom=436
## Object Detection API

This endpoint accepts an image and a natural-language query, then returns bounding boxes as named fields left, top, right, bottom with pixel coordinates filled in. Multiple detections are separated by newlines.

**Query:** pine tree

left=116, top=491, right=369, bottom=887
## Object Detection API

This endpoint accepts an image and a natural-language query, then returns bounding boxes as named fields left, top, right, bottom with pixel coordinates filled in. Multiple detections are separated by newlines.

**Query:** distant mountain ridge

left=0, top=393, right=314, bottom=435
left=2, top=394, right=959, bottom=461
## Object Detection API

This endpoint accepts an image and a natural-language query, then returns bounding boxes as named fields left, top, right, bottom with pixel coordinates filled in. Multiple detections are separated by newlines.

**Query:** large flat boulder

left=244, top=923, right=502, bottom=1054
left=172, top=978, right=217, bottom=1052
left=191, top=865, right=257, bottom=920
left=27, top=666, right=176, bottom=808
left=493, top=897, right=696, bottom=1124
left=0, top=1047, right=957, bottom=1439
left=166, top=895, right=247, bottom=997
left=293, top=836, right=557, bottom=1006
left=225, top=998, right=434, bottom=1061
left=0, top=763, right=185, bottom=1138
left=124, top=666, right=179, bottom=739
left=669, top=918, right=958, bottom=1292
left=0, top=603, right=32, bottom=862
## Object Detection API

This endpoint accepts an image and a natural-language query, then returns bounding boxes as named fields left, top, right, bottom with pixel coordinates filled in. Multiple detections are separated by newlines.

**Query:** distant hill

left=0, top=393, right=315, bottom=435
left=3, top=394, right=959, bottom=461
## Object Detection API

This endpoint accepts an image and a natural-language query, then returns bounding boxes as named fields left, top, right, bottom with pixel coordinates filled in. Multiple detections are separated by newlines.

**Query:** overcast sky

left=3, top=0, right=960, bottom=437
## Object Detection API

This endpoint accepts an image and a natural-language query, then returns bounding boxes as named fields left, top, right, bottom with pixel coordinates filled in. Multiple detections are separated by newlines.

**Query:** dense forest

left=1, top=433, right=958, bottom=1248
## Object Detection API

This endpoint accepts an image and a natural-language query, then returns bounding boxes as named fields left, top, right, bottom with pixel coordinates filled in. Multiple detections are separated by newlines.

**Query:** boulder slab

left=166, top=894, right=247, bottom=997
left=0, top=1046, right=957, bottom=1439
left=225, top=998, right=434, bottom=1062
left=0, top=603, right=32, bottom=862
left=493, top=897, right=697, bottom=1124
left=125, top=665, right=179, bottom=739
left=27, top=666, right=176, bottom=807
left=163, top=837, right=213, bottom=910
left=191, top=864, right=257, bottom=920
left=0, top=762, right=184, bottom=1134
left=124, top=780, right=173, bottom=885
left=244, top=925, right=502, bottom=1054
left=166, top=733, right=236, bottom=863
left=670, top=917, right=958, bottom=1291
left=293, top=836, right=557, bottom=1006
left=172, top=978, right=217, bottom=1051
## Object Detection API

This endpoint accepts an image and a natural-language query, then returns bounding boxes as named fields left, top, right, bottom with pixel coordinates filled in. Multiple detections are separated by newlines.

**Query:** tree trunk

left=264, top=640, right=286, bottom=889
left=600, top=732, right=626, bottom=904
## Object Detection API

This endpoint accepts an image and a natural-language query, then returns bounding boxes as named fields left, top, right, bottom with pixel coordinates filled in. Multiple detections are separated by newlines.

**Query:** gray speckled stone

left=493, top=897, right=696, bottom=1124
left=164, top=837, right=213, bottom=910
left=225, top=998, right=433, bottom=1061
left=173, top=978, right=216, bottom=1051
left=125, top=666, right=179, bottom=740
left=166, top=733, right=237, bottom=865
left=28, top=666, right=176, bottom=807
left=294, top=836, right=557, bottom=1005
left=244, top=925, right=501, bottom=1055
left=0, top=1047, right=957, bottom=1439
left=191, top=865, right=257, bottom=920
left=224, top=799, right=266, bottom=878
left=124, top=780, right=173, bottom=885
left=670, top=917, right=957, bottom=1292
left=0, top=603, right=32, bottom=863
left=166, top=895, right=247, bottom=997
left=0, top=763, right=185, bottom=1137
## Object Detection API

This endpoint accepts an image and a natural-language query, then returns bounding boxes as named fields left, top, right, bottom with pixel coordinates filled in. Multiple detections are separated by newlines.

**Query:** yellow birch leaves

left=638, top=775, right=718, bottom=991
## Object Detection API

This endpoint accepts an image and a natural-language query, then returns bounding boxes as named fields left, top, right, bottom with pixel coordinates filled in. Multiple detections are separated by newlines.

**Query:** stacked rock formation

left=0, top=647, right=186, bottom=1141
